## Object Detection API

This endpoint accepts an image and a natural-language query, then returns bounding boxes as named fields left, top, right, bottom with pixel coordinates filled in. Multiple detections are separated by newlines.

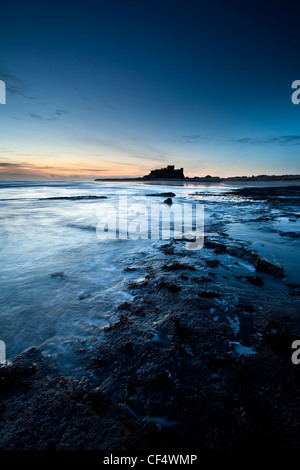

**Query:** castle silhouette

left=143, top=165, right=185, bottom=179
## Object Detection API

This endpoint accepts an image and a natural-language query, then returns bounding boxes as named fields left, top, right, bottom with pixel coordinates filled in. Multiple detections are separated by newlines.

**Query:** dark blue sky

left=1, top=0, right=299, bottom=178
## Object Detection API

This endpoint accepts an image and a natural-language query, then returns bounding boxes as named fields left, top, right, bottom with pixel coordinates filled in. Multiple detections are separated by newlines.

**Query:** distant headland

left=95, top=165, right=300, bottom=182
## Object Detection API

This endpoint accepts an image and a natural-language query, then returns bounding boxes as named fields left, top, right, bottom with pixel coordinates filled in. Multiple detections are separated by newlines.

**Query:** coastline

left=95, top=175, right=300, bottom=183
left=0, top=185, right=299, bottom=450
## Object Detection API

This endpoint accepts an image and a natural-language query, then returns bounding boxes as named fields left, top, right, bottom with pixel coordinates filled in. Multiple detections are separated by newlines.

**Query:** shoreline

left=95, top=175, right=300, bottom=184
left=0, top=185, right=299, bottom=450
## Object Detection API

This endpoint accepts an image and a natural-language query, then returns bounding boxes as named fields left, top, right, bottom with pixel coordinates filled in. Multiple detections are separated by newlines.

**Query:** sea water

left=0, top=180, right=299, bottom=375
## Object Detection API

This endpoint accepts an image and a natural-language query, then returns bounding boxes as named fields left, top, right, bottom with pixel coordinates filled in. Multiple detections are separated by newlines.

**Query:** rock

left=50, top=272, right=67, bottom=280
left=85, top=388, right=112, bottom=414
left=162, top=262, right=196, bottom=271
left=192, top=275, right=215, bottom=284
left=198, top=290, right=220, bottom=298
left=79, top=292, right=91, bottom=300
left=170, top=315, right=192, bottom=338
left=103, top=314, right=129, bottom=332
left=278, top=232, right=300, bottom=238
left=0, top=356, right=36, bottom=388
left=205, top=259, right=220, bottom=268
left=117, top=342, right=134, bottom=353
left=164, top=198, right=173, bottom=205
left=205, top=240, right=227, bottom=254
left=118, top=302, right=131, bottom=310
left=264, top=321, right=294, bottom=355
left=156, top=280, right=181, bottom=293
left=255, top=257, right=284, bottom=278
left=159, top=243, right=175, bottom=255
left=145, top=192, right=176, bottom=197
left=245, top=276, right=264, bottom=286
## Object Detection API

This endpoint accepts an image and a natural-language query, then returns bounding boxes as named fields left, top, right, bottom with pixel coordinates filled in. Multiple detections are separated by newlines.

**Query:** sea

left=0, top=180, right=299, bottom=375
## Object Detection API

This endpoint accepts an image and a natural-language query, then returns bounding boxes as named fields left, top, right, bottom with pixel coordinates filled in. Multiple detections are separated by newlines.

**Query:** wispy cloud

left=180, top=134, right=300, bottom=146
left=0, top=161, right=109, bottom=177
left=0, top=66, right=36, bottom=100
left=81, top=168, right=108, bottom=172
left=182, top=135, right=212, bottom=143
left=27, top=109, right=67, bottom=121
left=0, top=161, right=58, bottom=171
left=227, top=135, right=300, bottom=146
left=0, top=162, right=22, bottom=167
left=70, top=133, right=165, bottom=162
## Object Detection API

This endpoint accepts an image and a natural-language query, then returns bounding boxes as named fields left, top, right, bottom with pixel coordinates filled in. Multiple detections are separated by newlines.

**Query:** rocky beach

left=0, top=183, right=299, bottom=451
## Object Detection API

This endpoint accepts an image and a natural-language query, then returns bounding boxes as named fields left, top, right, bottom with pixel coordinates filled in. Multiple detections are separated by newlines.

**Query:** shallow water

left=0, top=180, right=299, bottom=374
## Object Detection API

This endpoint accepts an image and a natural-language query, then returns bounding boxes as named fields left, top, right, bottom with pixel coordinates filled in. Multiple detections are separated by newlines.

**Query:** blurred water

left=0, top=180, right=299, bottom=374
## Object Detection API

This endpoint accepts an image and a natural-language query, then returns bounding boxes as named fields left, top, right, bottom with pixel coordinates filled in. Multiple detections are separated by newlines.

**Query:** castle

left=143, top=165, right=185, bottom=179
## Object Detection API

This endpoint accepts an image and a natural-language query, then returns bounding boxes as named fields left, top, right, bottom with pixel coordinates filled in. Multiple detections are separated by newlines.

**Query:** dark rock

left=50, top=272, right=67, bottom=280
left=243, top=396, right=273, bottom=425
left=159, top=243, right=175, bottom=255
left=156, top=280, right=181, bottom=293
left=255, top=257, right=284, bottom=278
left=245, top=276, right=264, bottom=286
left=198, top=290, right=220, bottom=298
left=227, top=245, right=257, bottom=265
left=78, top=292, right=91, bottom=300
left=285, top=282, right=300, bottom=296
left=103, top=314, right=129, bottom=332
left=162, top=262, right=196, bottom=271
left=164, top=198, right=173, bottom=205
left=237, top=304, right=255, bottom=313
left=205, top=240, right=227, bottom=254
left=147, top=370, right=173, bottom=388
left=278, top=231, right=300, bottom=238
left=145, top=192, right=176, bottom=197
left=205, top=259, right=220, bottom=268
left=192, top=275, right=215, bottom=284
left=170, top=315, right=191, bottom=338
left=85, top=388, right=112, bottom=415
left=118, top=342, right=134, bottom=353
left=264, top=321, right=294, bottom=355
left=118, top=302, right=131, bottom=310
left=0, top=356, right=36, bottom=389
left=131, top=307, right=145, bottom=316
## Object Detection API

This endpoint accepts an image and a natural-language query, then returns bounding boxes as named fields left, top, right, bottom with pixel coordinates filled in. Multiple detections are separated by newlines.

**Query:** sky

left=0, top=0, right=300, bottom=180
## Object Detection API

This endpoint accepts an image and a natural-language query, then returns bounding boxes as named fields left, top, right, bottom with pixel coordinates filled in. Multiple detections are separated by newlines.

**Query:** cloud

left=0, top=66, right=36, bottom=100
left=0, top=161, right=58, bottom=171
left=0, top=161, right=109, bottom=178
left=0, top=162, right=22, bottom=167
left=71, top=134, right=165, bottom=162
left=54, top=109, right=67, bottom=116
left=227, top=135, right=300, bottom=146
left=182, top=135, right=212, bottom=143
left=180, top=134, right=300, bottom=146
left=81, top=169, right=108, bottom=172
left=27, top=109, right=67, bottom=121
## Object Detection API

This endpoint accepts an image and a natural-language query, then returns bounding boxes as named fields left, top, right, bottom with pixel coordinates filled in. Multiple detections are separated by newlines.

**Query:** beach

left=0, top=181, right=300, bottom=450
